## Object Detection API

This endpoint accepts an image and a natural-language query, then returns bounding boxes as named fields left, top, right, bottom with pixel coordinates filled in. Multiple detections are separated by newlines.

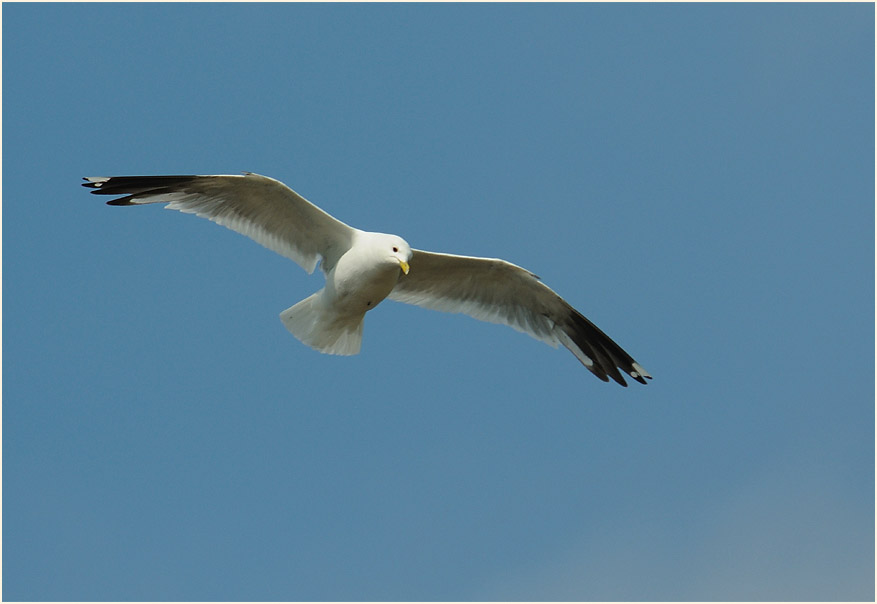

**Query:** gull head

left=386, top=235, right=413, bottom=274
left=347, top=232, right=413, bottom=278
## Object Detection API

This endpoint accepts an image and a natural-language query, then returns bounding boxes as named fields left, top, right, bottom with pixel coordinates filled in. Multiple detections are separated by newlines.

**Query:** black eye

left=392, top=247, right=399, bottom=253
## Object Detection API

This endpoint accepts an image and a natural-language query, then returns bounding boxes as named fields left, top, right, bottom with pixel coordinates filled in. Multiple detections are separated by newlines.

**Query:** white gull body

left=83, top=172, right=651, bottom=386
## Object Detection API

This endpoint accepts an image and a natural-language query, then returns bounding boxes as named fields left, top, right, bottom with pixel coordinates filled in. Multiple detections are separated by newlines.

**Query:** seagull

left=83, top=173, right=651, bottom=386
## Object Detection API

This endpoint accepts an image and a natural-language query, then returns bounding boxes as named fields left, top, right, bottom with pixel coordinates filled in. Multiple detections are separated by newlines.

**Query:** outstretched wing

left=389, top=250, right=651, bottom=385
left=83, top=173, right=356, bottom=274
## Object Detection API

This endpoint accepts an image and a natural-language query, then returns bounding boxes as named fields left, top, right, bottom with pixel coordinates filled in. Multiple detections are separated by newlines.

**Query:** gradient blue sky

left=3, top=3, right=874, bottom=601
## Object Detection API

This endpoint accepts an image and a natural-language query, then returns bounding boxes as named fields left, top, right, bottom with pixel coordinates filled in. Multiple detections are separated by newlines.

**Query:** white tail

left=279, top=291, right=364, bottom=355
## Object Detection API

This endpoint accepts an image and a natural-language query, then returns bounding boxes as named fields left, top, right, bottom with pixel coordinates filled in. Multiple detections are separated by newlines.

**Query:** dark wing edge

left=556, top=303, right=652, bottom=386
left=83, top=174, right=203, bottom=205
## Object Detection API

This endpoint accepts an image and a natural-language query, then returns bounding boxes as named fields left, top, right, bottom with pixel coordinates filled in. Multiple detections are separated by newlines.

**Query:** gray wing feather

left=389, top=249, right=651, bottom=385
left=83, top=173, right=355, bottom=274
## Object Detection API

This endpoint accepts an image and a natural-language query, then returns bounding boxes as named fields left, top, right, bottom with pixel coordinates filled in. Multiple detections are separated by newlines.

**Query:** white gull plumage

left=83, top=172, right=651, bottom=386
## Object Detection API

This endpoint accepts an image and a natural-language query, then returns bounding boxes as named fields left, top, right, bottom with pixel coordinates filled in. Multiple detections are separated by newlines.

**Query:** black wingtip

left=81, top=175, right=202, bottom=206
left=106, top=198, right=136, bottom=206
left=82, top=177, right=103, bottom=191
left=563, top=306, right=650, bottom=387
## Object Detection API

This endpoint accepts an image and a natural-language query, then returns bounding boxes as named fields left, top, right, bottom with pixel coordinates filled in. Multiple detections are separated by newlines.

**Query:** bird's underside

left=83, top=172, right=652, bottom=386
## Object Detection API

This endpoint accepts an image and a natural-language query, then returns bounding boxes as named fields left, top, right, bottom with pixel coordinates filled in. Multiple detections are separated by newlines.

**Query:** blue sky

left=3, top=3, right=873, bottom=601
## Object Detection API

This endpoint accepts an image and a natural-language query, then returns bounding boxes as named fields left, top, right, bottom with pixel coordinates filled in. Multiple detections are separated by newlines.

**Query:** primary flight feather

left=83, top=172, right=651, bottom=386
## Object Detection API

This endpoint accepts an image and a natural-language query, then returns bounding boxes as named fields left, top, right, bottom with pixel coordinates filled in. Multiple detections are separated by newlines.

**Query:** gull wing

left=389, top=250, right=651, bottom=385
left=83, top=173, right=355, bottom=274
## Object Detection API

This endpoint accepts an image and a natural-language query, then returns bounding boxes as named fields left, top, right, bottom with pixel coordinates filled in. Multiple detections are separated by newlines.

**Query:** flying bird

left=83, top=173, right=651, bottom=386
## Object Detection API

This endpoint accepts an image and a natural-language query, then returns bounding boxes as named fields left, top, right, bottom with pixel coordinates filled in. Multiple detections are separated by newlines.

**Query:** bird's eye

left=392, top=246, right=399, bottom=253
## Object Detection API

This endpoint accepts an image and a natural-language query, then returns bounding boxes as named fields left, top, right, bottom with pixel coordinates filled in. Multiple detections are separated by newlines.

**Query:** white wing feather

left=389, top=249, right=651, bottom=385
left=84, top=173, right=355, bottom=274
left=389, top=250, right=560, bottom=344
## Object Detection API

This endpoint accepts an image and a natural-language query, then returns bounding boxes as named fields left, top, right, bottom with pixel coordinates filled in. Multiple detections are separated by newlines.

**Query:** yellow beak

left=399, top=260, right=410, bottom=275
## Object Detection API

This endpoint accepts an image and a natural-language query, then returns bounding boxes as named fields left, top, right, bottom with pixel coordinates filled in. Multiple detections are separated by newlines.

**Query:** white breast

left=325, top=248, right=401, bottom=315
